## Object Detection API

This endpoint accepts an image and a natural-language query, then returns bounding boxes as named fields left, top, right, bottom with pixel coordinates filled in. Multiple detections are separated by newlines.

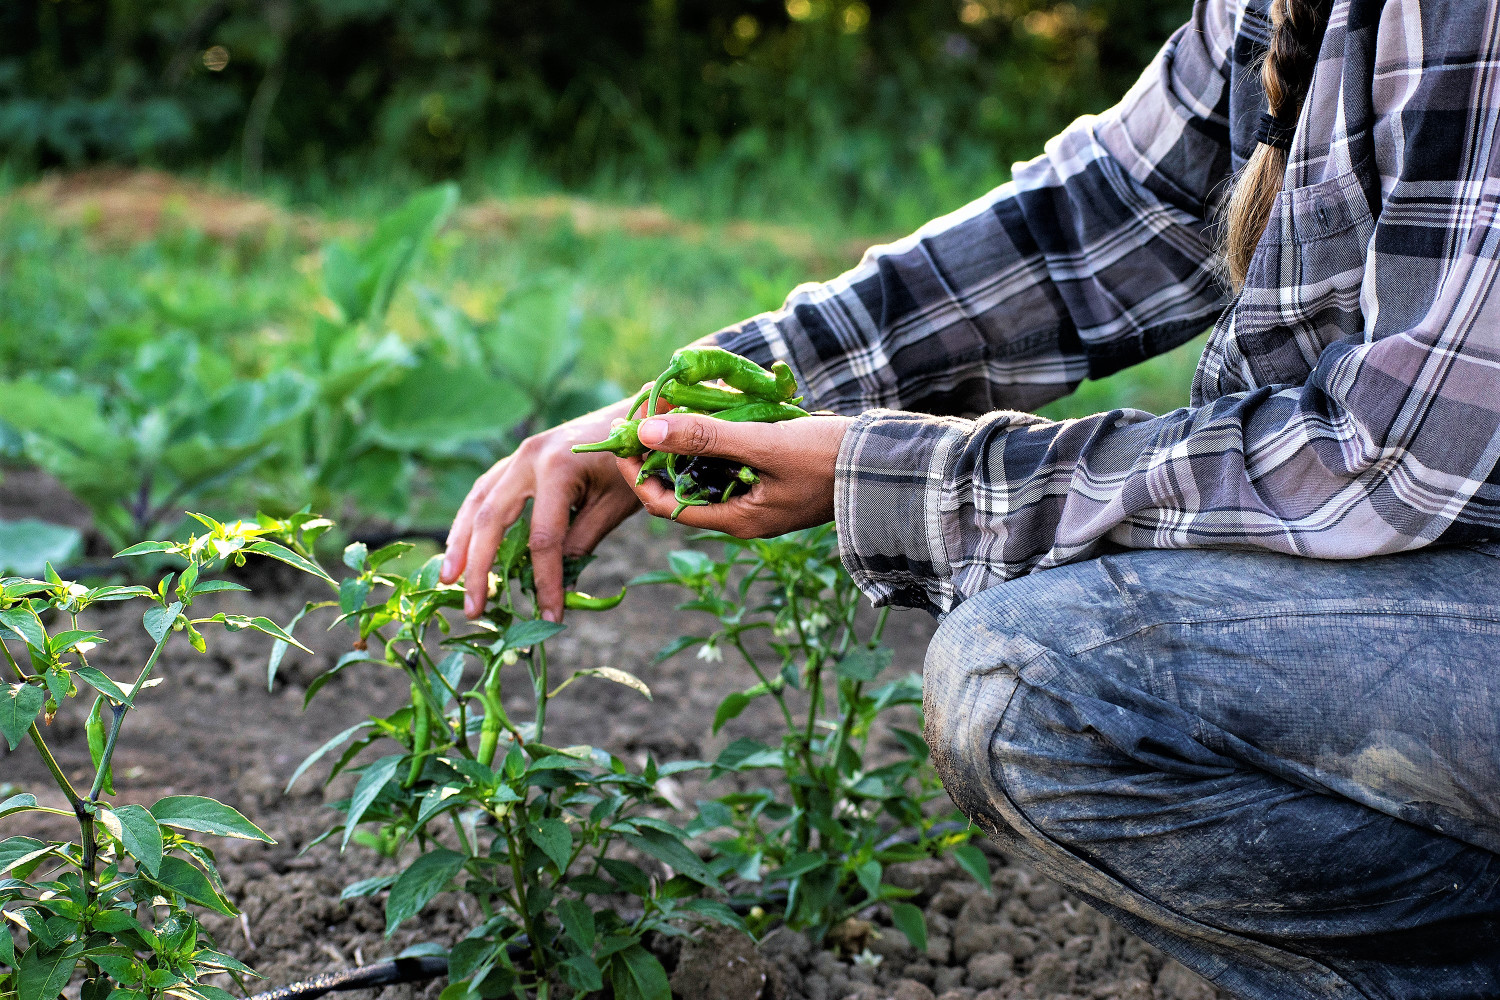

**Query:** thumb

left=636, top=413, right=776, bottom=465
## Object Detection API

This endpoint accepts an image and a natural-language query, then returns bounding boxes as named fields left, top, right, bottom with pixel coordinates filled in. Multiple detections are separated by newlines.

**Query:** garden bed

left=1, top=472, right=1223, bottom=1000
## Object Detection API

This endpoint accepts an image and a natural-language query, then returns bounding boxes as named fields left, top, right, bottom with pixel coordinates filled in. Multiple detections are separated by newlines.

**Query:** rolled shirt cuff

left=834, top=409, right=971, bottom=614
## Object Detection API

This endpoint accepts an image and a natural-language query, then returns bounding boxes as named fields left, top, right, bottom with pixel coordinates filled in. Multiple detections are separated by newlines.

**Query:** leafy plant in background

left=0, top=183, right=619, bottom=558
left=0, top=516, right=314, bottom=1000
left=636, top=527, right=989, bottom=949
left=262, top=512, right=737, bottom=1000
left=0, top=333, right=315, bottom=551
left=297, top=182, right=617, bottom=526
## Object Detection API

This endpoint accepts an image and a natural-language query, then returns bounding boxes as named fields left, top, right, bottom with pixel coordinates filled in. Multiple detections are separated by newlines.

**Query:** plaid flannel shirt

left=711, top=0, right=1500, bottom=613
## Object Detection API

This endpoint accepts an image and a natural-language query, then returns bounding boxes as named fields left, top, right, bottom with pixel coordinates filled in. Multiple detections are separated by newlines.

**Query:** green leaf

left=711, top=691, right=752, bottom=735
left=599, top=859, right=651, bottom=896
left=243, top=541, right=335, bottom=586
left=241, top=617, right=312, bottom=654
left=75, top=666, right=131, bottom=706
left=112, top=804, right=163, bottom=878
left=340, top=874, right=398, bottom=902
left=952, top=842, right=992, bottom=892
left=561, top=954, right=603, bottom=993
left=890, top=902, right=927, bottom=953
left=187, top=580, right=251, bottom=597
left=651, top=635, right=703, bottom=665
left=367, top=360, right=530, bottom=454
left=114, top=541, right=176, bottom=558
left=0, top=924, right=15, bottom=967
left=556, top=898, right=595, bottom=951
left=621, top=828, right=718, bottom=889
left=143, top=602, right=182, bottom=645
left=342, top=542, right=369, bottom=571
left=0, top=606, right=46, bottom=652
left=667, top=550, right=714, bottom=579
left=339, top=578, right=371, bottom=616
left=527, top=818, right=572, bottom=873
left=713, top=738, right=783, bottom=772
left=1, top=683, right=45, bottom=751
left=17, top=941, right=85, bottom=1000
left=343, top=754, right=404, bottom=849
left=502, top=619, right=565, bottom=650
left=150, top=856, right=235, bottom=915
left=0, top=793, right=38, bottom=819
left=610, top=944, right=670, bottom=1000
left=0, top=836, right=45, bottom=868
left=0, top=520, right=82, bottom=577
left=385, top=849, right=466, bottom=936
left=368, top=542, right=414, bottom=569
left=268, top=602, right=322, bottom=691
left=766, top=852, right=825, bottom=881
left=682, top=898, right=747, bottom=931
left=836, top=645, right=893, bottom=682
left=285, top=721, right=371, bottom=794
left=149, top=796, right=272, bottom=843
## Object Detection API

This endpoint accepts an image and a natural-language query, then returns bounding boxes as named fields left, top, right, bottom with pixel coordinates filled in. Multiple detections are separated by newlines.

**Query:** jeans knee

left=922, top=588, right=1049, bottom=817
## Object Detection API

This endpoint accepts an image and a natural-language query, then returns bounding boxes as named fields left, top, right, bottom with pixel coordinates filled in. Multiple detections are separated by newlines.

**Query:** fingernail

left=441, top=554, right=454, bottom=575
left=464, top=597, right=477, bottom=617
left=542, top=609, right=560, bottom=623
left=639, top=418, right=668, bottom=446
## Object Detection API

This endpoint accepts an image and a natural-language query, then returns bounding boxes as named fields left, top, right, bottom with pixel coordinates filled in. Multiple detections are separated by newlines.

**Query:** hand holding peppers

left=619, top=412, right=852, bottom=537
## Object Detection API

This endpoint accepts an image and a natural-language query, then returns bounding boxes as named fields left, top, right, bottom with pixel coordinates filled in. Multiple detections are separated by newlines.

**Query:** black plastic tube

left=248, top=955, right=448, bottom=1000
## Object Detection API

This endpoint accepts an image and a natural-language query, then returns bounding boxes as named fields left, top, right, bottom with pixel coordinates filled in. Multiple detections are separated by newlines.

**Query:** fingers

left=528, top=486, right=574, bottom=624
left=441, top=460, right=506, bottom=584
left=463, top=469, right=530, bottom=618
left=563, top=489, right=639, bottom=556
left=636, top=414, right=780, bottom=466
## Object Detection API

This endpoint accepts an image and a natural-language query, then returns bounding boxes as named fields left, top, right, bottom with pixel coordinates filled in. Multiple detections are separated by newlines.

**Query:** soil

left=1, top=469, right=1227, bottom=1000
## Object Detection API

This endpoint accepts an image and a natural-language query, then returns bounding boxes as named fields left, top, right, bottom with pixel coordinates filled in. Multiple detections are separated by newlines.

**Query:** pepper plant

left=634, top=526, right=990, bottom=949
left=263, top=512, right=738, bottom=1000
left=0, top=515, right=317, bottom=1000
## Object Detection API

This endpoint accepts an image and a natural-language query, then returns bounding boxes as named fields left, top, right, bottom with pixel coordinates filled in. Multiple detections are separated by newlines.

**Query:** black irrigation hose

left=248, top=956, right=449, bottom=1000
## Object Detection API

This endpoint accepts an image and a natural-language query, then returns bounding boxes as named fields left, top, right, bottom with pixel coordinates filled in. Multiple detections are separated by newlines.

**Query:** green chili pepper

left=477, top=664, right=505, bottom=768
left=636, top=449, right=672, bottom=484
left=737, top=466, right=759, bottom=484
left=647, top=347, right=798, bottom=414
left=564, top=587, right=626, bottom=611
left=404, top=679, right=430, bottom=788
left=571, top=418, right=648, bottom=458
left=713, top=400, right=808, bottom=423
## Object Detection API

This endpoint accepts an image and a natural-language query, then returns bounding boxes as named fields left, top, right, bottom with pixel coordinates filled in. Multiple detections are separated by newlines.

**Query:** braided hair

left=1221, top=0, right=1335, bottom=288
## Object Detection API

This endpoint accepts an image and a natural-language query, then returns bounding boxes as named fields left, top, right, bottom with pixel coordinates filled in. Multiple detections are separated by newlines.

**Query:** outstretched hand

left=440, top=398, right=644, bottom=622
left=618, top=413, right=853, bottom=537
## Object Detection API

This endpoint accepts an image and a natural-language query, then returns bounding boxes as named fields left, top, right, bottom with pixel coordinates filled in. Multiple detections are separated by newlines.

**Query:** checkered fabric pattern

left=710, top=0, right=1500, bottom=613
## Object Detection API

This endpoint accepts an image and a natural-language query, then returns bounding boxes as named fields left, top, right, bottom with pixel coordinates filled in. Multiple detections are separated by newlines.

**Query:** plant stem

left=89, top=635, right=169, bottom=802
left=533, top=641, right=548, bottom=742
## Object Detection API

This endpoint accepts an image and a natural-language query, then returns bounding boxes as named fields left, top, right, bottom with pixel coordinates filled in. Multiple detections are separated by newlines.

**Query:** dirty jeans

left=922, top=546, right=1500, bottom=999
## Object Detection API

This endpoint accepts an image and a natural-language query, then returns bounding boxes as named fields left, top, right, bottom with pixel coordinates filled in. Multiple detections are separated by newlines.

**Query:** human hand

left=440, top=398, right=645, bottom=621
left=617, top=412, right=853, bottom=537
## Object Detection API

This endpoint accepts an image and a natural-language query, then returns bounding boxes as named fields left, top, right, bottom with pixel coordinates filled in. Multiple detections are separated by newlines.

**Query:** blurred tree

left=0, top=0, right=1193, bottom=217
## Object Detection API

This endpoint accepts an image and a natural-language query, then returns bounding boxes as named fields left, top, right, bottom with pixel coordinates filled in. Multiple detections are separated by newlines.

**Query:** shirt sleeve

left=838, top=175, right=1500, bottom=615
left=710, top=0, right=1238, bottom=418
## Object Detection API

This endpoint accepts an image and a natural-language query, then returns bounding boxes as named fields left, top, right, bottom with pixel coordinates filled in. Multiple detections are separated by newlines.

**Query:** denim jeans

left=923, top=545, right=1500, bottom=999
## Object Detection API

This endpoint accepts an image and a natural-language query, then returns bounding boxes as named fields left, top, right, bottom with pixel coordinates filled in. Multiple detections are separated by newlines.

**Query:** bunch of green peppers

left=572, top=347, right=807, bottom=517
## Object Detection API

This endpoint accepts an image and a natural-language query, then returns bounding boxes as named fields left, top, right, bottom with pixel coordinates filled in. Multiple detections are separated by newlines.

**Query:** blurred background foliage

left=0, top=0, right=1204, bottom=559
left=1, top=0, right=1192, bottom=230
